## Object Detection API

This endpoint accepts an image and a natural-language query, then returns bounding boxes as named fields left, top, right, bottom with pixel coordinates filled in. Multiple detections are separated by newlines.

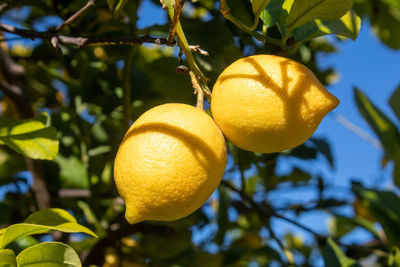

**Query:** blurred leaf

left=113, top=0, right=128, bottom=16
left=0, top=154, right=26, bottom=182
left=323, top=238, right=361, bottom=267
left=215, top=187, right=229, bottom=245
left=251, top=0, right=271, bottom=15
left=7, top=236, right=39, bottom=255
left=0, top=249, right=17, bottom=267
left=353, top=183, right=400, bottom=247
left=389, top=247, right=400, bottom=267
left=285, top=0, right=354, bottom=30
left=190, top=251, right=223, bottom=267
left=354, top=88, right=400, bottom=186
left=310, top=138, right=335, bottom=168
left=293, top=9, right=361, bottom=42
left=0, top=115, right=59, bottom=160
left=77, top=201, right=106, bottom=238
left=55, top=155, right=89, bottom=189
left=329, top=215, right=356, bottom=239
left=0, top=209, right=97, bottom=248
left=371, top=4, right=400, bottom=49
left=389, top=85, right=400, bottom=121
left=330, top=214, right=379, bottom=239
left=16, top=242, right=81, bottom=267
left=271, top=167, right=312, bottom=188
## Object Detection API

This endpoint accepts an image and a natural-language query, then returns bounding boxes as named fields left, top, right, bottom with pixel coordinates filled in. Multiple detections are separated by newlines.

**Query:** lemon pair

left=114, top=55, right=339, bottom=224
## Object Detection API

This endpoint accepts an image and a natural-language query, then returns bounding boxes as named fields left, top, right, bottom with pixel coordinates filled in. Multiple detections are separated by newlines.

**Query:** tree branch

left=56, top=0, right=98, bottom=32
left=0, top=23, right=209, bottom=55
left=167, top=0, right=185, bottom=44
left=221, top=180, right=325, bottom=241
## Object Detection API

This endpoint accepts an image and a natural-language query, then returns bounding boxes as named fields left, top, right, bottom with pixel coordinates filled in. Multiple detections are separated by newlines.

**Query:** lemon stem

left=189, top=71, right=204, bottom=110
left=162, top=0, right=212, bottom=100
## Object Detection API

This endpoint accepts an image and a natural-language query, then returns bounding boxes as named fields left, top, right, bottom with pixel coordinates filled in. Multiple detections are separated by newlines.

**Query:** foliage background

left=1, top=0, right=400, bottom=266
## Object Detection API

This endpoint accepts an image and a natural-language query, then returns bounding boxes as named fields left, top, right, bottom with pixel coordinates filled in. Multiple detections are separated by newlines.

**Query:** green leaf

left=323, top=238, right=361, bottom=267
left=251, top=0, right=271, bottom=15
left=285, top=0, right=354, bottom=31
left=354, top=88, right=400, bottom=186
left=0, top=115, right=59, bottom=160
left=1, top=209, right=97, bottom=249
left=261, top=0, right=285, bottom=27
left=293, top=9, right=361, bottom=42
left=353, top=183, right=400, bottom=247
left=16, top=242, right=81, bottom=267
left=389, top=247, right=400, bottom=267
left=0, top=249, right=17, bottom=267
left=389, top=85, right=400, bottom=121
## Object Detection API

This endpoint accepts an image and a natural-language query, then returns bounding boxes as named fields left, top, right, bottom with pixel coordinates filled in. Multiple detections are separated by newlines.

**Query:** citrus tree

left=0, top=0, right=400, bottom=266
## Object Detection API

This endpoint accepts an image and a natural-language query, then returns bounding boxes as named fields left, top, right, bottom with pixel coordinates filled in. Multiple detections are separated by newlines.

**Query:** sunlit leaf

left=285, top=0, right=354, bottom=30
left=0, top=209, right=97, bottom=249
left=0, top=114, right=59, bottom=160
left=389, top=247, right=400, bottom=267
left=16, top=242, right=81, bottom=267
left=0, top=249, right=17, bottom=267
left=293, top=10, right=361, bottom=42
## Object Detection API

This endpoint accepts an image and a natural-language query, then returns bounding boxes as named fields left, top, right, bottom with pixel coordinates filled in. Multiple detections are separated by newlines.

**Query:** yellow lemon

left=114, top=103, right=227, bottom=224
left=211, top=54, right=339, bottom=153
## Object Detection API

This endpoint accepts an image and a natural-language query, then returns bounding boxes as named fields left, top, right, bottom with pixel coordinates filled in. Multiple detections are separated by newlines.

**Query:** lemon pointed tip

left=125, top=206, right=144, bottom=224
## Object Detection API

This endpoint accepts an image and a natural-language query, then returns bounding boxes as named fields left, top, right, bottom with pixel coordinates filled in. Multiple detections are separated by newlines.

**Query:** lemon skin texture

left=114, top=103, right=227, bottom=224
left=211, top=55, right=340, bottom=153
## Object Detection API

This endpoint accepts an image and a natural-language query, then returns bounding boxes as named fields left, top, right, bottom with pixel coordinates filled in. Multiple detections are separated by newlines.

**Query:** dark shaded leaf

left=352, top=183, right=400, bottom=247
left=354, top=88, right=400, bottom=186
left=323, top=238, right=361, bottom=267
left=389, top=85, right=400, bottom=121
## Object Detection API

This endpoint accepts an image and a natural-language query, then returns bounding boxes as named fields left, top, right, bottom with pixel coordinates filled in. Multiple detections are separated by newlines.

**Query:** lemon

left=211, top=54, right=339, bottom=153
left=114, top=103, right=227, bottom=224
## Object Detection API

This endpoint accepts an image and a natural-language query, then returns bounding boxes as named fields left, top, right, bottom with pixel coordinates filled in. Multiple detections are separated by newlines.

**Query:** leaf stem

left=219, top=0, right=283, bottom=47
left=189, top=71, right=204, bottom=110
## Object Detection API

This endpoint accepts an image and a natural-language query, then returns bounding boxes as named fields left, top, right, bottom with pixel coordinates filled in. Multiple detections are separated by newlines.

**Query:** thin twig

left=0, top=23, right=207, bottom=55
left=221, top=180, right=325, bottom=241
left=333, top=113, right=382, bottom=150
left=167, top=0, right=185, bottom=44
left=189, top=71, right=204, bottom=110
left=56, top=0, right=98, bottom=32
left=188, top=45, right=209, bottom=56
